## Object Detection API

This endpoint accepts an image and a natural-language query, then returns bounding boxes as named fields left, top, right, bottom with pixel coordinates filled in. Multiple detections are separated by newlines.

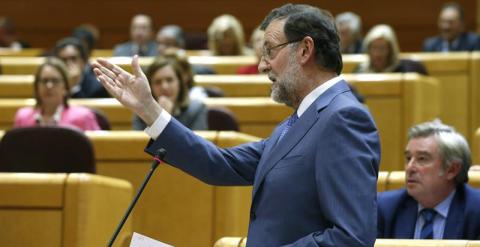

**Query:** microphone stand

left=107, top=148, right=167, bottom=247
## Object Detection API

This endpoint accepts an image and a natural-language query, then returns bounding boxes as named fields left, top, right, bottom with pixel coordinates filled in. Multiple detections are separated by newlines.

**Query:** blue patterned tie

left=278, top=112, right=298, bottom=143
left=420, top=208, right=437, bottom=239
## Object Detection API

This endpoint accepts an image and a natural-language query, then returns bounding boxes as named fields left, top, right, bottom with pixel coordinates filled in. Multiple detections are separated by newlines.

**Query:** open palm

left=93, top=56, right=155, bottom=112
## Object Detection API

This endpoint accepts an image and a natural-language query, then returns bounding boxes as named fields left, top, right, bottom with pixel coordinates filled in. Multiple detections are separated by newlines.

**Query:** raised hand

left=92, top=55, right=162, bottom=125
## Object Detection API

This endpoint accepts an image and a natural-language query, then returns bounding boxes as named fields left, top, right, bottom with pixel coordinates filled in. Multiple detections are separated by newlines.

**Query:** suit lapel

left=251, top=80, right=351, bottom=198
left=394, top=195, right=418, bottom=238
left=443, top=186, right=465, bottom=239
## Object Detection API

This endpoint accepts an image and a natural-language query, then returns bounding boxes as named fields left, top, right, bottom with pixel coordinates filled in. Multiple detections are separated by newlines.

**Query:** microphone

left=107, top=148, right=167, bottom=247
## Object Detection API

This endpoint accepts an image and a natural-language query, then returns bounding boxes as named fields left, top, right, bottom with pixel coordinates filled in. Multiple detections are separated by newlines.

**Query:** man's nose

left=258, top=57, right=269, bottom=74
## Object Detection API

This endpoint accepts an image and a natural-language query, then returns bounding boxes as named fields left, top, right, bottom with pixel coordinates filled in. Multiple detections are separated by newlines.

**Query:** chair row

left=213, top=237, right=480, bottom=247
left=0, top=172, right=132, bottom=247
left=0, top=73, right=438, bottom=169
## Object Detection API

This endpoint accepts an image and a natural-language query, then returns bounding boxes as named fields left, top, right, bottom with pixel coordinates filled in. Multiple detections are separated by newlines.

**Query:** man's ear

left=445, top=161, right=462, bottom=180
left=298, top=36, right=315, bottom=65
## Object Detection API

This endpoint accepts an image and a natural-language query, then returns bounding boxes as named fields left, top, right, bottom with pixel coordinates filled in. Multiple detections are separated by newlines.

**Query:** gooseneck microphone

left=107, top=148, right=167, bottom=247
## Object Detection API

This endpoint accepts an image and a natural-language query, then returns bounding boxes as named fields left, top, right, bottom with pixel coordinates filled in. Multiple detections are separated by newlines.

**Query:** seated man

left=378, top=120, right=480, bottom=239
left=335, top=12, right=363, bottom=54
left=423, top=2, right=480, bottom=52
left=54, top=37, right=109, bottom=98
left=113, top=14, right=157, bottom=56
left=156, top=25, right=186, bottom=55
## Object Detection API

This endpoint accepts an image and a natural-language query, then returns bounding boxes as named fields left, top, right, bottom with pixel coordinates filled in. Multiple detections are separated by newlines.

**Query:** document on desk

left=130, top=232, right=174, bottom=247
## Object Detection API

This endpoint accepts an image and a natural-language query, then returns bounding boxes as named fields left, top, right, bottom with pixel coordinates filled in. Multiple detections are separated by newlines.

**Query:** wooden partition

left=0, top=172, right=132, bottom=247
left=0, top=72, right=437, bottom=170
left=89, top=131, right=260, bottom=247
left=344, top=52, right=475, bottom=143
left=471, top=52, right=480, bottom=152
left=0, top=130, right=258, bottom=247
left=214, top=237, right=480, bottom=247
left=0, top=97, right=292, bottom=139
left=0, top=56, right=256, bottom=75
left=0, top=75, right=34, bottom=98
left=471, top=127, right=480, bottom=165
left=0, top=48, right=44, bottom=57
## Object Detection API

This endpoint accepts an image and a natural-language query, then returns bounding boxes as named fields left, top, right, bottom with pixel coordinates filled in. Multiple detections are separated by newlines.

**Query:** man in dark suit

left=113, top=14, right=157, bottom=57
left=378, top=120, right=480, bottom=239
left=93, top=4, right=381, bottom=246
left=54, top=37, right=109, bottom=98
left=423, top=2, right=480, bottom=52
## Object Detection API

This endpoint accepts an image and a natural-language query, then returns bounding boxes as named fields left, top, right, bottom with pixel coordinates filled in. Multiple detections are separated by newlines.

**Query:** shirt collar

left=297, top=75, right=343, bottom=117
left=417, top=189, right=456, bottom=219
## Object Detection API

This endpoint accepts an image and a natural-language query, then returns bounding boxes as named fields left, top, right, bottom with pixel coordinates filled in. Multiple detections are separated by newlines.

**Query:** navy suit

left=423, top=32, right=480, bottom=52
left=71, top=65, right=109, bottom=98
left=378, top=184, right=480, bottom=239
left=145, top=80, right=381, bottom=246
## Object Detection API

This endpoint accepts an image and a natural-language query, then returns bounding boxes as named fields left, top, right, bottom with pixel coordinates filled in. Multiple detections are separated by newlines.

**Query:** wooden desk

left=214, top=237, right=479, bottom=247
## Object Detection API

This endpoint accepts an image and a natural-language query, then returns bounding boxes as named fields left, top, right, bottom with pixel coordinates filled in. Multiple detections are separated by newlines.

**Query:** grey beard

left=270, top=55, right=300, bottom=107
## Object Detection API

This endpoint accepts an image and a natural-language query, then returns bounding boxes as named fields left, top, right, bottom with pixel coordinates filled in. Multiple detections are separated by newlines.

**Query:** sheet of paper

left=129, top=232, right=174, bottom=247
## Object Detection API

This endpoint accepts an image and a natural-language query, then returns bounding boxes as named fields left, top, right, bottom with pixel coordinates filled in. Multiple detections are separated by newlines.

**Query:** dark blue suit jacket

left=377, top=184, right=480, bottom=239
left=71, top=65, right=109, bottom=98
left=145, top=80, right=381, bottom=246
left=423, top=32, right=480, bottom=52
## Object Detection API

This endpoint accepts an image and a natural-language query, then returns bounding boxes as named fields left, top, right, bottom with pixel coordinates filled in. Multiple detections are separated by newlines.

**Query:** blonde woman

left=355, top=24, right=427, bottom=74
left=207, top=14, right=252, bottom=56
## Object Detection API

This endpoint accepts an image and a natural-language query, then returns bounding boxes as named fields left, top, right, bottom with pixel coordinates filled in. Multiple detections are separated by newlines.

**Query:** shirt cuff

left=144, top=110, right=172, bottom=140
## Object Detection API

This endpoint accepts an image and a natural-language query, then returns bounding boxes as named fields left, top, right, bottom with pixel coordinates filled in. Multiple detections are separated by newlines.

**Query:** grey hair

left=408, top=120, right=471, bottom=184
left=335, top=12, right=362, bottom=37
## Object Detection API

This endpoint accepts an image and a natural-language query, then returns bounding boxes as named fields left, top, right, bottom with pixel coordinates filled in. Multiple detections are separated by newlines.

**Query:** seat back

left=208, top=106, right=239, bottom=131
left=0, top=126, right=96, bottom=173
left=90, top=107, right=111, bottom=130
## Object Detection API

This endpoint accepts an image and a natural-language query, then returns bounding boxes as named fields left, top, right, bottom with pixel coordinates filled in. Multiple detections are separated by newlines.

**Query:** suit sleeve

left=285, top=106, right=380, bottom=247
left=145, top=118, right=264, bottom=185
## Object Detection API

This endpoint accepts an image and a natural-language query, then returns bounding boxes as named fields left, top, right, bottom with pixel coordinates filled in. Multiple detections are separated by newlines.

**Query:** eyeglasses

left=262, top=37, right=304, bottom=60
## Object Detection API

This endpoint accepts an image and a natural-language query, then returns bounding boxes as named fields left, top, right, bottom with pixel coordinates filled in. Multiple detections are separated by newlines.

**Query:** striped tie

left=420, top=208, right=437, bottom=239
left=277, top=113, right=298, bottom=143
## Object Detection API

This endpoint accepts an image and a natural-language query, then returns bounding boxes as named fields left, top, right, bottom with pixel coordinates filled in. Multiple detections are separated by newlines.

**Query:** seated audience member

left=157, top=26, right=215, bottom=76
left=14, top=58, right=100, bottom=131
left=113, top=14, right=157, bottom=56
left=132, top=56, right=208, bottom=130
left=207, top=14, right=252, bottom=56
left=335, top=12, right=363, bottom=54
left=72, top=24, right=100, bottom=57
left=0, top=17, right=29, bottom=49
left=355, top=24, right=428, bottom=74
left=423, top=2, right=480, bottom=52
left=377, top=120, right=480, bottom=239
left=53, top=37, right=109, bottom=98
left=163, top=48, right=211, bottom=100
left=237, top=27, right=264, bottom=74
left=156, top=25, right=186, bottom=55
